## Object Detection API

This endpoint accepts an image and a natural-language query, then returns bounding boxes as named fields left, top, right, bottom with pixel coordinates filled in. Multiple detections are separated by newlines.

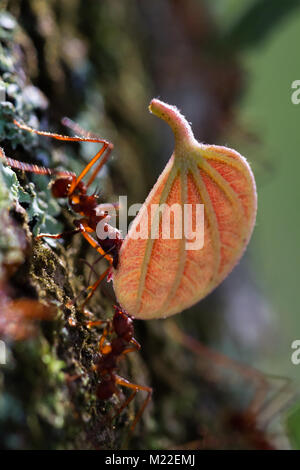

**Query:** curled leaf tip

left=149, top=98, right=196, bottom=151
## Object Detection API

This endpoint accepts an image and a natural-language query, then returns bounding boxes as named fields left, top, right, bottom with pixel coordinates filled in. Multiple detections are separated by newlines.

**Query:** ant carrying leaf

left=1, top=98, right=258, bottom=437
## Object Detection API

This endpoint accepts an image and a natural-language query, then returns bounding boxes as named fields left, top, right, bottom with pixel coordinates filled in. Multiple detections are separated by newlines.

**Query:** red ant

left=1, top=118, right=122, bottom=307
left=1, top=117, right=152, bottom=433
left=92, top=304, right=152, bottom=434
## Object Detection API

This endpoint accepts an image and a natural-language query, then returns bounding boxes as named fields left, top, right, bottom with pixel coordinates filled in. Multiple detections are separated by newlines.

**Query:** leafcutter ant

left=91, top=304, right=152, bottom=434
left=1, top=118, right=122, bottom=308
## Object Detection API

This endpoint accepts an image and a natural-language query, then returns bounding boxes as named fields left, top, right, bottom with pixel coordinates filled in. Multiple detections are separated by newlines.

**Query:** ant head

left=113, top=304, right=125, bottom=315
left=51, top=176, right=74, bottom=198
left=113, top=305, right=133, bottom=341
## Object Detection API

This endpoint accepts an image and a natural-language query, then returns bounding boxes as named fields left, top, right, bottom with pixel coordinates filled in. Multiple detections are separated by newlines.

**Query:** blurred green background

left=214, top=0, right=300, bottom=380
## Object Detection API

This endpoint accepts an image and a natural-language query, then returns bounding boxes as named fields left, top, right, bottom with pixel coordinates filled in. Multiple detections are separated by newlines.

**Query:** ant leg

left=81, top=259, right=101, bottom=282
left=118, top=338, right=141, bottom=357
left=80, top=231, right=113, bottom=265
left=68, top=143, right=113, bottom=194
left=61, top=117, right=102, bottom=139
left=86, top=318, right=109, bottom=329
left=165, top=320, right=269, bottom=415
left=38, top=220, right=113, bottom=267
left=115, top=376, right=152, bottom=433
left=14, top=119, right=109, bottom=146
left=68, top=266, right=111, bottom=310
left=113, top=389, right=137, bottom=421
left=98, top=325, right=114, bottom=354
left=85, top=144, right=113, bottom=189
left=255, top=375, right=296, bottom=428
left=81, top=245, right=115, bottom=286
left=119, top=347, right=140, bottom=356
left=130, top=337, right=141, bottom=350
left=36, top=227, right=83, bottom=240
left=0, top=147, right=75, bottom=178
left=81, top=266, right=111, bottom=309
left=13, top=120, right=113, bottom=194
left=66, top=230, right=114, bottom=309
